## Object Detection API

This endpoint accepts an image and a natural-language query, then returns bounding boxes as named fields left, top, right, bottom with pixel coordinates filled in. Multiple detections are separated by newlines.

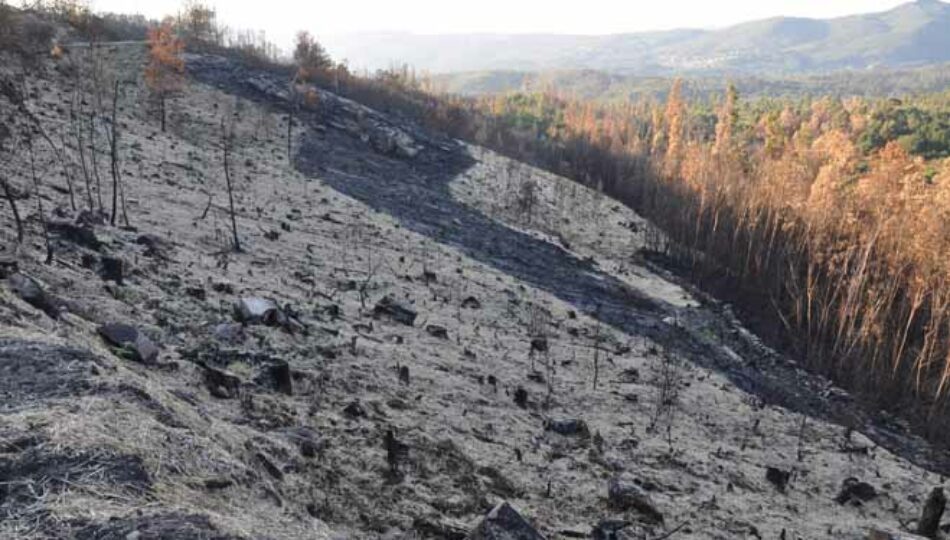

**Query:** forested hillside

left=324, top=0, right=950, bottom=75
left=431, top=64, right=950, bottom=102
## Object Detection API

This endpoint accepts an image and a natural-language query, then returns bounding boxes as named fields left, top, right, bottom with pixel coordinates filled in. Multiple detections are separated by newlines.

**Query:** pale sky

left=91, top=0, right=916, bottom=46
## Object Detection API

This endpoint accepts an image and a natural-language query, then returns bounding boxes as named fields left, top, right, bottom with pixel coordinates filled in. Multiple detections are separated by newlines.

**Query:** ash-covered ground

left=1, top=44, right=947, bottom=539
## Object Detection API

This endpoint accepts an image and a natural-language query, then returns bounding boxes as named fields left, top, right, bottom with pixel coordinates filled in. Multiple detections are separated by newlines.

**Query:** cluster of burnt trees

left=0, top=1, right=246, bottom=253
left=0, top=1, right=131, bottom=250
left=316, top=64, right=950, bottom=439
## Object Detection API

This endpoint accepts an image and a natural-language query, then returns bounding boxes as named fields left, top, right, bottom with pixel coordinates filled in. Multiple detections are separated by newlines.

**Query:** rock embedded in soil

left=467, top=501, right=546, bottom=540
left=545, top=418, right=591, bottom=438
left=607, top=475, right=664, bottom=524
left=766, top=466, right=791, bottom=493
left=234, top=297, right=286, bottom=326
left=185, top=286, right=207, bottom=301
left=49, top=220, right=101, bottom=250
left=343, top=400, right=366, bottom=418
left=259, top=360, right=293, bottom=396
left=0, top=254, right=17, bottom=278
left=99, top=255, right=124, bottom=284
left=7, top=273, right=63, bottom=318
left=212, top=322, right=246, bottom=344
left=426, top=324, right=449, bottom=339
left=373, top=296, right=418, bottom=326
left=461, top=296, right=482, bottom=309
left=203, top=365, right=243, bottom=399
left=591, top=519, right=631, bottom=540
left=834, top=477, right=878, bottom=505
left=513, top=386, right=529, bottom=408
left=97, top=323, right=159, bottom=364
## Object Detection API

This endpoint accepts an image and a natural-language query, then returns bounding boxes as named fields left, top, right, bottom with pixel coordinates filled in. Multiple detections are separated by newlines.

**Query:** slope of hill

left=2, top=42, right=950, bottom=539
left=324, top=0, right=950, bottom=75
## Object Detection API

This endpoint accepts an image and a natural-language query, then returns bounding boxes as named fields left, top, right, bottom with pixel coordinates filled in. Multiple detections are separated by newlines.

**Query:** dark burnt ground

left=0, top=339, right=103, bottom=411
left=185, top=54, right=950, bottom=476
left=73, top=513, right=245, bottom=540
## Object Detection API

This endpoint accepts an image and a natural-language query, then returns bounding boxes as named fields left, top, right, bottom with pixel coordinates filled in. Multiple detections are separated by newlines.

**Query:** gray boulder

left=234, top=297, right=286, bottom=327
left=98, top=323, right=159, bottom=364
left=467, top=502, right=546, bottom=540
left=607, top=476, right=664, bottom=524
left=374, top=296, right=417, bottom=326
left=545, top=419, right=590, bottom=438
left=8, top=273, right=63, bottom=318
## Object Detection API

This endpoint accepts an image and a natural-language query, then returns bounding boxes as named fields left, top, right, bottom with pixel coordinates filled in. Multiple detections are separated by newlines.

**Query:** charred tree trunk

left=73, top=94, right=94, bottom=210
left=89, top=111, right=103, bottom=212
left=28, top=140, right=53, bottom=264
left=221, top=120, right=241, bottom=252
left=109, top=80, right=121, bottom=226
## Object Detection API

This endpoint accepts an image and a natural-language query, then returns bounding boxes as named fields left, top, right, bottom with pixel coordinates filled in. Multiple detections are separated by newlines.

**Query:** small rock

left=607, top=475, right=664, bottom=524
left=211, top=281, right=235, bottom=294
left=373, top=296, right=417, bottom=326
left=834, top=477, right=878, bottom=505
left=204, top=477, right=233, bottom=490
left=399, top=365, right=410, bottom=385
left=267, top=360, right=293, bottom=396
left=545, top=419, right=591, bottom=438
left=343, top=400, right=366, bottom=419
left=99, top=256, right=124, bottom=284
left=203, top=365, right=242, bottom=399
left=212, top=323, right=245, bottom=344
left=467, top=502, right=546, bottom=540
left=513, top=386, right=529, bottom=408
left=766, top=467, right=791, bottom=493
left=591, top=519, right=630, bottom=540
left=426, top=324, right=449, bottom=339
left=97, top=323, right=159, bottom=364
left=530, top=337, right=548, bottom=354
left=461, top=296, right=482, bottom=309
left=185, top=286, right=207, bottom=301
left=0, top=254, right=18, bottom=278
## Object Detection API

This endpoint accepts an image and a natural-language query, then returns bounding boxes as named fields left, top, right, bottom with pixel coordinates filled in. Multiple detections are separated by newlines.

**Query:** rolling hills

left=324, top=0, right=950, bottom=76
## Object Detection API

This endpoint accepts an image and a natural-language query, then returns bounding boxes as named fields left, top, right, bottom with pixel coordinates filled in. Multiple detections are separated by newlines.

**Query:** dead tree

left=88, top=107, right=103, bottom=211
left=221, top=118, right=242, bottom=252
left=108, top=79, right=122, bottom=226
left=27, top=138, right=53, bottom=264
left=69, top=71, right=94, bottom=210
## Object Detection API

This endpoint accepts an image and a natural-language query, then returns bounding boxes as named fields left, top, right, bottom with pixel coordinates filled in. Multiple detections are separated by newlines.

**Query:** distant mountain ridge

left=324, top=0, right=950, bottom=75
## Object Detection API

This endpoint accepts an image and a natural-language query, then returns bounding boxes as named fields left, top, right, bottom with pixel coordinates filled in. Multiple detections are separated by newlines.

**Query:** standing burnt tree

left=220, top=115, right=241, bottom=252
left=145, top=19, right=184, bottom=132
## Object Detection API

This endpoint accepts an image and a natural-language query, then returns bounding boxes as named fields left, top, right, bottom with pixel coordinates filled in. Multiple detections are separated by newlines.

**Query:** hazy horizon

left=90, top=0, right=924, bottom=45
